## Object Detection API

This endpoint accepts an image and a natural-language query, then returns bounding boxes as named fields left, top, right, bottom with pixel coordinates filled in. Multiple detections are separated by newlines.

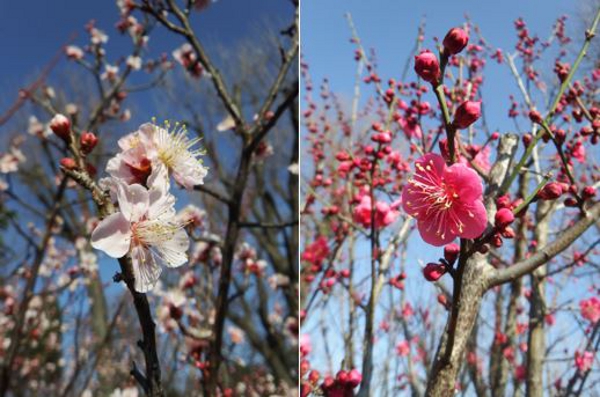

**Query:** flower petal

left=152, top=228, right=189, bottom=268
left=454, top=200, right=488, bottom=239
left=131, top=245, right=162, bottom=293
left=445, top=163, right=483, bottom=202
left=90, top=212, right=131, bottom=258
left=417, top=216, right=456, bottom=246
left=117, top=182, right=149, bottom=222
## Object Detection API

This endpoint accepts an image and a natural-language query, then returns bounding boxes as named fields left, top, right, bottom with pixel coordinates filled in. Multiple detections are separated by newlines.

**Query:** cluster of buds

left=389, top=271, right=407, bottom=290
left=319, top=369, right=362, bottom=397
left=50, top=113, right=99, bottom=172
left=483, top=196, right=520, bottom=250
left=423, top=243, right=460, bottom=282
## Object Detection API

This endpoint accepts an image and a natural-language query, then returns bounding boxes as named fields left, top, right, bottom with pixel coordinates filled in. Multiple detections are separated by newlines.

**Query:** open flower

left=402, top=153, right=487, bottom=246
left=91, top=167, right=189, bottom=292
left=106, top=122, right=208, bottom=189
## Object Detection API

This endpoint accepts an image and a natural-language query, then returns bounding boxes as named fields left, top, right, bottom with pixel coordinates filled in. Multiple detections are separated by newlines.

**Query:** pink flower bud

left=443, top=27, right=469, bottom=55
left=582, top=186, right=596, bottom=199
left=336, top=370, right=348, bottom=384
left=537, top=182, right=564, bottom=200
left=528, top=109, right=543, bottom=124
left=50, top=114, right=71, bottom=140
left=452, top=101, right=481, bottom=129
left=80, top=132, right=98, bottom=153
left=347, top=369, right=362, bottom=388
left=414, top=50, right=440, bottom=84
left=496, top=194, right=512, bottom=209
left=443, top=243, right=460, bottom=265
left=423, top=263, right=445, bottom=282
left=495, top=208, right=515, bottom=229
left=60, top=157, right=77, bottom=170
left=491, top=131, right=500, bottom=140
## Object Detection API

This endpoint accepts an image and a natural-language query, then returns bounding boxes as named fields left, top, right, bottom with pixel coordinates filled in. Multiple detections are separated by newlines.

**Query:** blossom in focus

left=91, top=167, right=189, bottom=292
left=107, top=122, right=208, bottom=189
left=580, top=297, right=600, bottom=323
left=402, top=153, right=487, bottom=246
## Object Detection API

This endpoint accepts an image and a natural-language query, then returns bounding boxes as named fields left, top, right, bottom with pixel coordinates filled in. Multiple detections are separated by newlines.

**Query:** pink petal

left=417, top=213, right=456, bottom=246
left=453, top=200, right=488, bottom=239
left=416, top=153, right=446, bottom=176
left=444, top=163, right=483, bottom=202
left=90, top=212, right=132, bottom=258
left=117, top=182, right=149, bottom=222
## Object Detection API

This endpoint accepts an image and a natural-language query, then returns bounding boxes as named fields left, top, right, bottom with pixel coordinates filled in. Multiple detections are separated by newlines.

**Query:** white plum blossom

left=106, top=122, right=208, bottom=189
left=101, top=64, right=119, bottom=81
left=65, top=45, right=84, bottom=60
left=126, top=55, right=142, bottom=70
left=91, top=166, right=189, bottom=292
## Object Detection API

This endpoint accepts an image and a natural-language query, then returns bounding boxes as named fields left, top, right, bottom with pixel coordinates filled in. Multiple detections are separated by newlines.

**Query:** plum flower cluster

left=90, top=121, right=209, bottom=292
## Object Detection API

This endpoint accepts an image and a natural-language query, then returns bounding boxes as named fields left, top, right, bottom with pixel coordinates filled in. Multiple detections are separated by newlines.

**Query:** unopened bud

left=50, top=114, right=71, bottom=140
left=452, top=101, right=481, bottom=129
left=443, top=27, right=469, bottom=55
left=60, top=157, right=77, bottom=170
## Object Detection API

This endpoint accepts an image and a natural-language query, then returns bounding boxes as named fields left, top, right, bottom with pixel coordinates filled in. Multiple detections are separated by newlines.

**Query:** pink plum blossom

left=91, top=167, right=189, bottom=292
left=353, top=195, right=399, bottom=229
left=402, top=153, right=487, bottom=246
left=580, top=297, right=600, bottom=323
left=574, top=350, right=594, bottom=373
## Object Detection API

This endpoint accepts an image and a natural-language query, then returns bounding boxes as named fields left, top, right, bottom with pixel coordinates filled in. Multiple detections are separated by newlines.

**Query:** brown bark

left=425, top=253, right=490, bottom=397
left=525, top=199, right=553, bottom=397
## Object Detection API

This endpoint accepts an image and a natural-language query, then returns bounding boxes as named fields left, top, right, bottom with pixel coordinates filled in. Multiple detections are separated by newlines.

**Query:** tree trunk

left=525, top=199, right=552, bottom=397
left=425, top=253, right=489, bottom=396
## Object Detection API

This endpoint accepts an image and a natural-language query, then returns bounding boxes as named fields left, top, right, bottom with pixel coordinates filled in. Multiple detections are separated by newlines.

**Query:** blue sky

left=0, top=0, right=291, bottom=108
left=301, top=0, right=586, bottom=132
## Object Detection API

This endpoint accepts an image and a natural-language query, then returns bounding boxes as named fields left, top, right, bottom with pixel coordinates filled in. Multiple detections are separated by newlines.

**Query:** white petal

left=173, top=157, right=208, bottom=189
left=90, top=213, right=131, bottom=258
left=152, top=228, right=189, bottom=268
left=131, top=246, right=162, bottom=293
left=117, top=182, right=149, bottom=222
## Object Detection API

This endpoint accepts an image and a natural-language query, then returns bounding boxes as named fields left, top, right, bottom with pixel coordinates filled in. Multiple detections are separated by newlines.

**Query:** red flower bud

left=80, top=132, right=98, bottom=153
left=528, top=109, right=543, bottom=124
left=443, top=243, right=460, bottom=265
left=423, top=263, right=446, bottom=282
left=443, top=27, right=469, bottom=55
left=582, top=186, right=596, bottom=199
left=491, top=131, right=500, bottom=140
left=452, top=101, right=481, bottom=129
left=564, top=197, right=578, bottom=207
left=50, top=114, right=71, bottom=140
left=537, top=182, right=564, bottom=200
left=336, top=370, right=348, bottom=384
left=60, top=157, right=77, bottom=170
left=496, top=194, right=512, bottom=209
left=495, top=208, right=515, bottom=229
left=522, top=133, right=533, bottom=147
left=414, top=50, right=440, bottom=84
left=347, top=369, right=362, bottom=388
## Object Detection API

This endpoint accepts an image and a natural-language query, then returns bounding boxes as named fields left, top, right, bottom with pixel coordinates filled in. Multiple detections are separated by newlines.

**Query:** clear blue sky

left=0, top=0, right=290, bottom=106
left=302, top=0, right=586, bottom=132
